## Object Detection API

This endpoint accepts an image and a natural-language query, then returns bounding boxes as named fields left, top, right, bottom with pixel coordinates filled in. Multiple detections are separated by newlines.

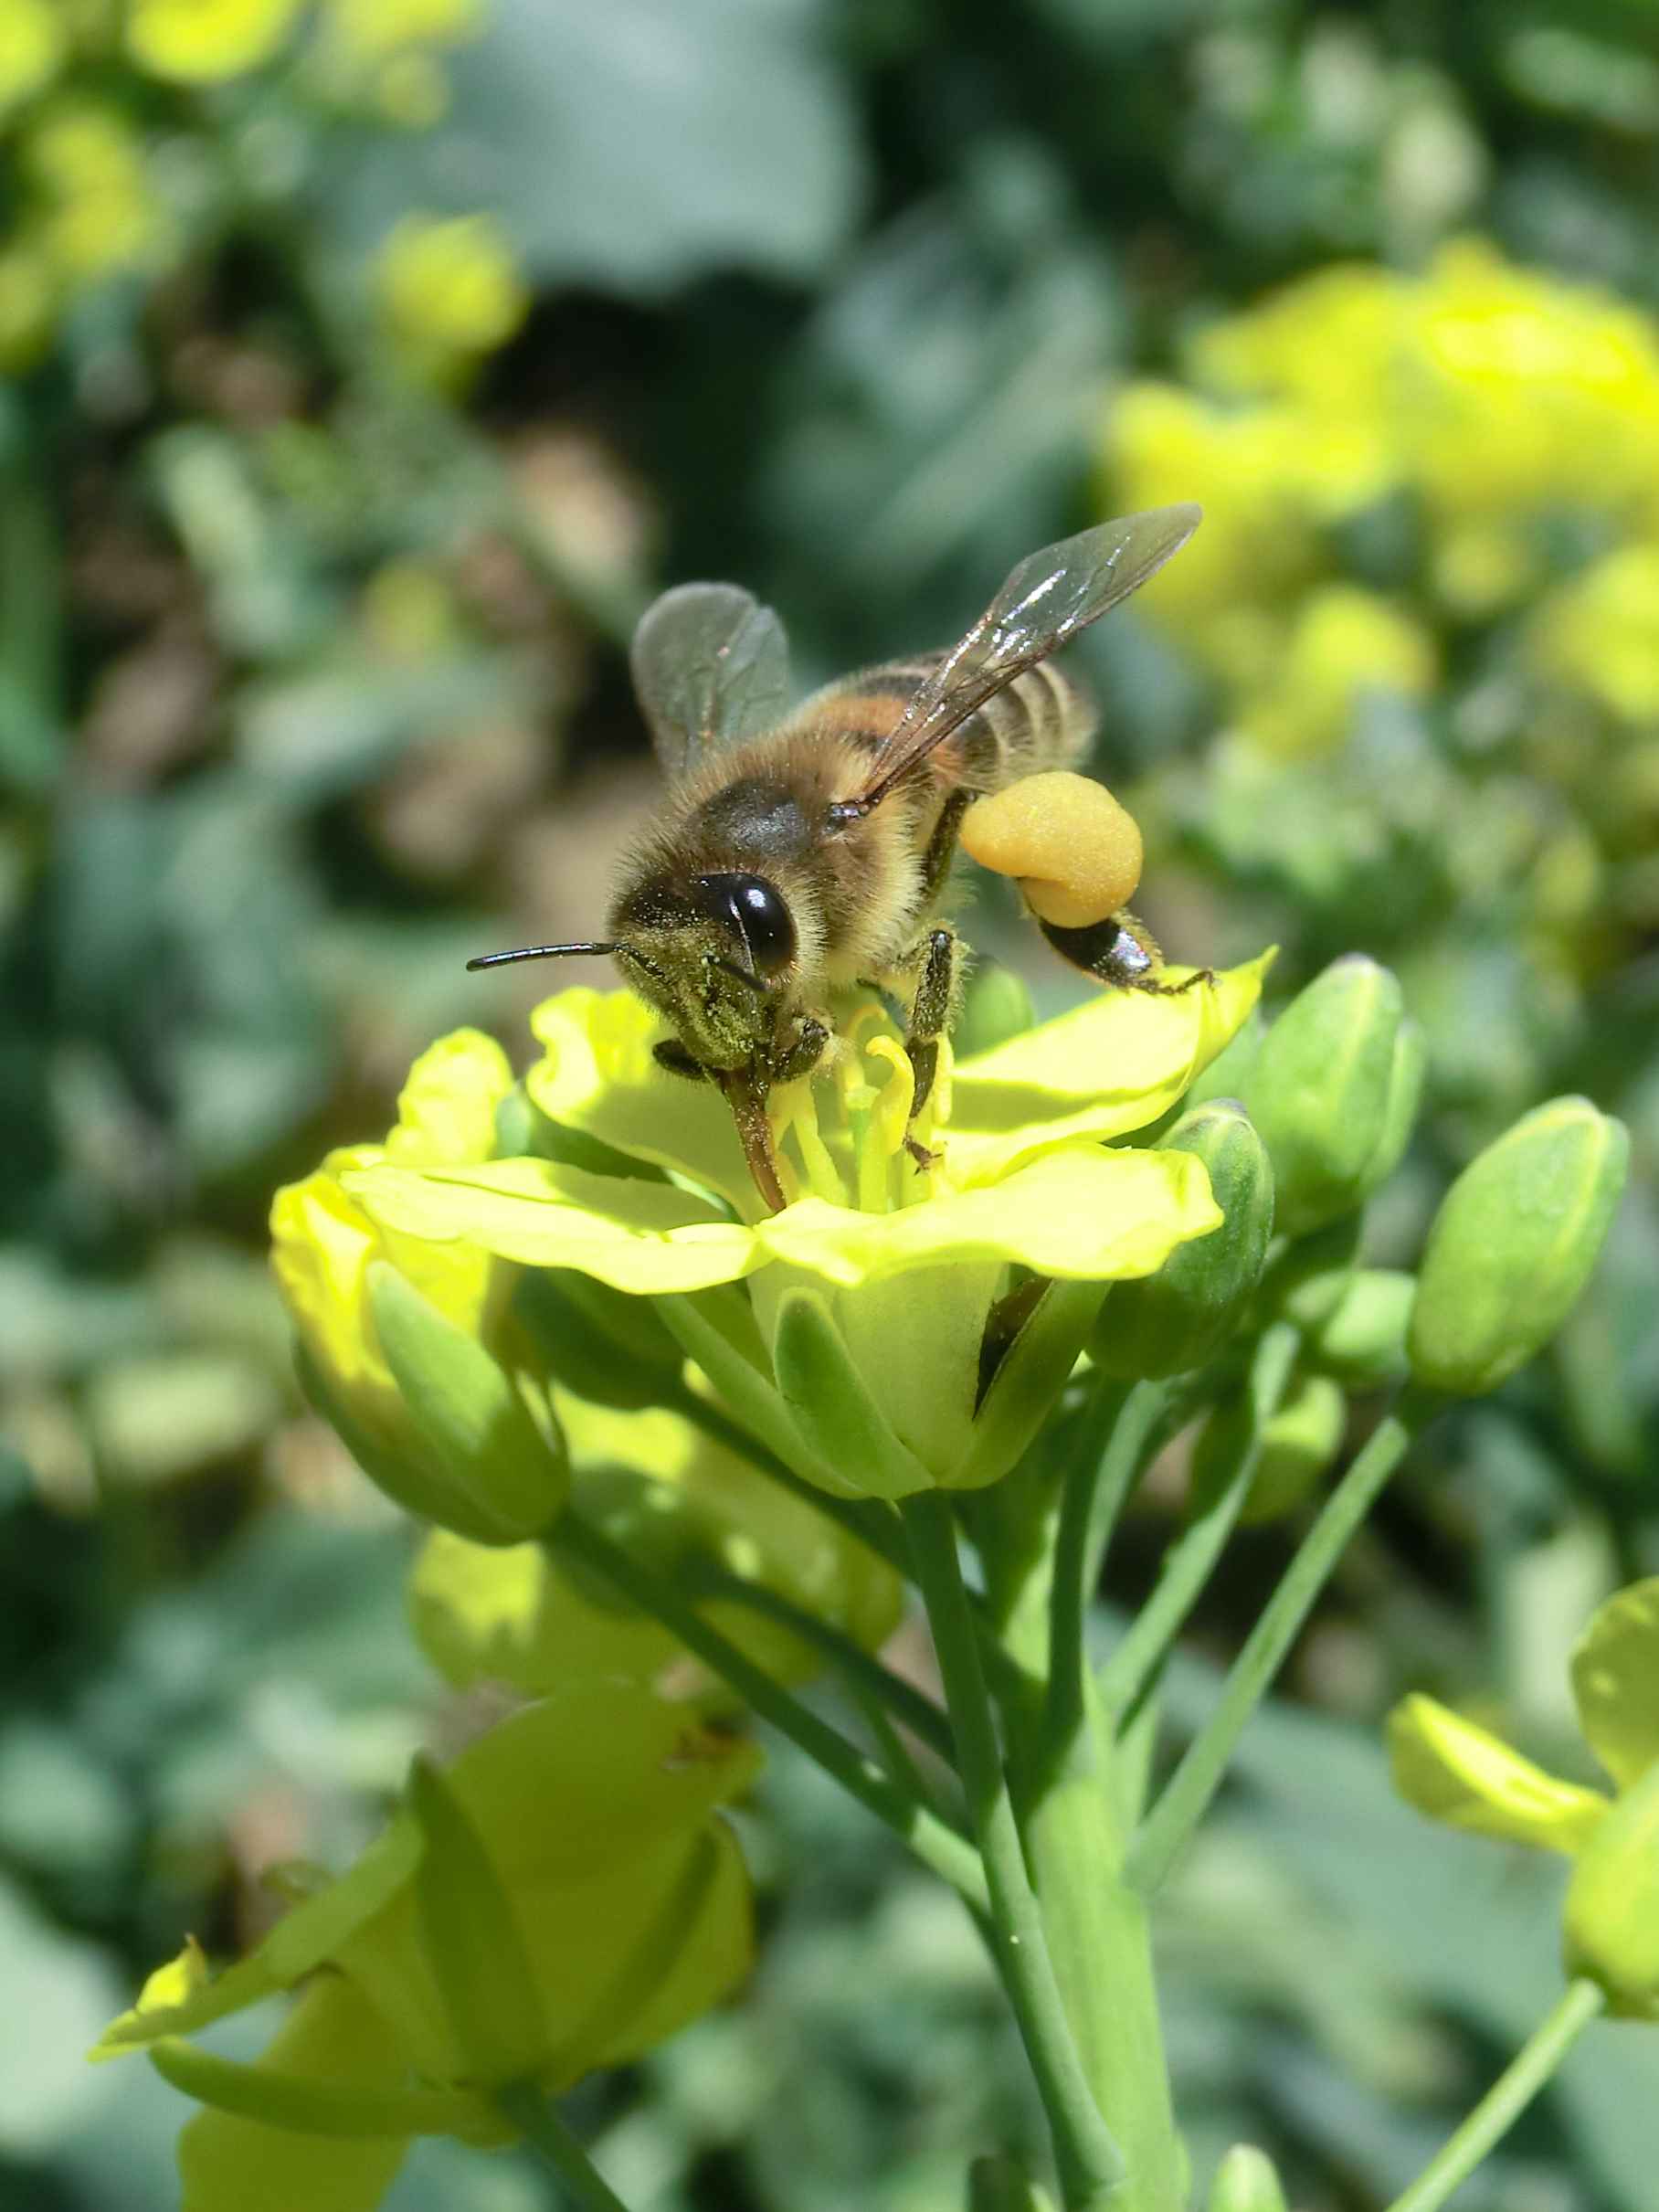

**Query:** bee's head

left=607, top=870, right=798, bottom=1073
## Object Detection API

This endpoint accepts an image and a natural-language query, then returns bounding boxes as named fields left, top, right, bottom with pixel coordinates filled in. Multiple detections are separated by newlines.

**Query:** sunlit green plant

left=90, top=940, right=1633, bottom=2212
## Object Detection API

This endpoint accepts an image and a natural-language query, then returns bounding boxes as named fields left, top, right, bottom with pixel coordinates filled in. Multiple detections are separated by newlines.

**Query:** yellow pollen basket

left=960, top=772, right=1144, bottom=929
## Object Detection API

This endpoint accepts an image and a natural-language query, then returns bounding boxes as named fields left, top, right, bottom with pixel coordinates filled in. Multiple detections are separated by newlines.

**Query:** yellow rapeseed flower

left=347, top=961, right=1269, bottom=1496
left=0, top=0, right=66, bottom=113
left=126, top=0, right=304, bottom=81
left=25, top=103, right=160, bottom=281
left=375, top=213, right=528, bottom=377
left=93, top=1683, right=759, bottom=2212
left=1390, top=1579, right=1659, bottom=2017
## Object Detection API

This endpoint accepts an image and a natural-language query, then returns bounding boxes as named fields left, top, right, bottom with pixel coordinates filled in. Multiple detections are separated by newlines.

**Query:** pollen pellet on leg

left=960, top=772, right=1144, bottom=929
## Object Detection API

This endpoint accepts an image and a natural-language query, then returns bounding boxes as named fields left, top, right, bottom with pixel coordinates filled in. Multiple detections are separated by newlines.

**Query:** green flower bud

left=955, top=963, right=1037, bottom=1059
left=1563, top=1762, right=1659, bottom=2019
left=1243, top=957, right=1406, bottom=1236
left=1305, top=1268, right=1416, bottom=1389
left=1241, top=1373, right=1347, bottom=1524
left=1364, top=1014, right=1425, bottom=1195
left=366, top=1264, right=567, bottom=1541
left=1408, top=1097, right=1629, bottom=1397
left=1207, top=2143, right=1289, bottom=2212
left=1092, top=1102, right=1274, bottom=1379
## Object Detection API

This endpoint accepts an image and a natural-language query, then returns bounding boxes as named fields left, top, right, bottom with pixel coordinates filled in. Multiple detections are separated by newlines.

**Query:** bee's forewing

left=629, top=583, right=792, bottom=780
left=839, top=503, right=1201, bottom=814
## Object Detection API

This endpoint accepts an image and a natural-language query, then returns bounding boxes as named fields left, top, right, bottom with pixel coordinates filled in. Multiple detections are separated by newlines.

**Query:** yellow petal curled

left=1387, top=1693, right=1609, bottom=1856
left=946, top=952, right=1272, bottom=1185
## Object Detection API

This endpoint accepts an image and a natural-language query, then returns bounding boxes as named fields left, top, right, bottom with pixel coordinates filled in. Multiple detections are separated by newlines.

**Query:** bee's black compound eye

left=696, top=873, right=798, bottom=977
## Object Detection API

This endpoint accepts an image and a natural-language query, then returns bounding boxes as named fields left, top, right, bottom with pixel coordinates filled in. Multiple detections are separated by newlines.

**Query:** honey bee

left=470, top=504, right=1207, bottom=1211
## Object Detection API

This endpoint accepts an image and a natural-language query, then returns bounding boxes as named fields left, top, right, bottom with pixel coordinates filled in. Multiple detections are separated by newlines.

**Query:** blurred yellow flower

left=25, top=104, right=160, bottom=280
left=1390, top=1579, right=1659, bottom=2018
left=0, top=0, right=66, bottom=112
left=1532, top=544, right=1659, bottom=723
left=375, top=213, right=529, bottom=377
left=95, top=1684, right=758, bottom=2212
left=126, top=0, right=304, bottom=81
left=326, top=0, right=483, bottom=61
left=1107, top=236, right=1659, bottom=754
left=1245, top=586, right=1436, bottom=759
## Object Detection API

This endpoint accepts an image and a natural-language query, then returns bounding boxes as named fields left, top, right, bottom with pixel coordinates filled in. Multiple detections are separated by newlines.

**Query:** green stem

left=1083, top=1380, right=1173, bottom=1593
left=1098, top=1324, right=1300, bottom=1725
left=682, top=1562, right=956, bottom=1763
left=550, top=1512, right=987, bottom=1910
left=1384, top=1979, right=1606, bottom=2212
left=668, top=1383, right=913, bottom=1580
left=1126, top=1386, right=1442, bottom=1894
left=1041, top=1377, right=1135, bottom=1774
left=902, top=1492, right=1126, bottom=2210
left=497, top=2081, right=635, bottom=2212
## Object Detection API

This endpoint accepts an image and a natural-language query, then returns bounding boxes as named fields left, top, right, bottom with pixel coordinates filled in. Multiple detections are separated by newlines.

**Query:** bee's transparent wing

left=630, top=583, right=792, bottom=780
left=831, top=504, right=1200, bottom=819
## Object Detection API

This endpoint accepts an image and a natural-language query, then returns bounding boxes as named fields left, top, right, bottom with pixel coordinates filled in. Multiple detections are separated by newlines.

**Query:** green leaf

left=340, top=0, right=862, bottom=292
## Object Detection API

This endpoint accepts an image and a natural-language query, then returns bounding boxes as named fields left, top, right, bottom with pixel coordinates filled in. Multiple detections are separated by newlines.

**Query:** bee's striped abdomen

left=800, top=657, right=1095, bottom=794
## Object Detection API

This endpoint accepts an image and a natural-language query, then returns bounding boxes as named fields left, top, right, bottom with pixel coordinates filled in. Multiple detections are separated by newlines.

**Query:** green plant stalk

left=682, top=1561, right=956, bottom=1762
left=496, top=2081, right=636, bottom=2212
left=550, top=1511, right=988, bottom=1909
left=1098, top=1323, right=1301, bottom=1725
left=1126, top=1386, right=1443, bottom=1894
left=1004, top=1389, right=1184, bottom=2212
left=1384, top=1978, right=1605, bottom=2212
left=1082, top=1379, right=1174, bottom=1593
left=902, top=1491, right=1128, bottom=2212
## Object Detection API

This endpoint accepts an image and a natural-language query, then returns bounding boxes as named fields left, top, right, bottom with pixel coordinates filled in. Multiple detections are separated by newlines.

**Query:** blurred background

left=3, top=1, right=1657, bottom=2207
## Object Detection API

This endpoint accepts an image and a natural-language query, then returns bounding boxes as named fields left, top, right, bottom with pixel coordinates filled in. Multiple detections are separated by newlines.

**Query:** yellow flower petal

left=1570, top=1578, right=1659, bottom=1793
left=756, top=1143, right=1221, bottom=1290
left=528, top=987, right=758, bottom=1210
left=347, top=1158, right=761, bottom=1295
left=1387, top=1693, right=1609, bottom=1856
left=386, top=1027, right=512, bottom=1168
left=937, top=953, right=1270, bottom=1186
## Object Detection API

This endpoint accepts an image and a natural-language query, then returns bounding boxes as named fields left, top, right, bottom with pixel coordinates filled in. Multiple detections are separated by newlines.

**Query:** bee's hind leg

left=1039, top=910, right=1213, bottom=996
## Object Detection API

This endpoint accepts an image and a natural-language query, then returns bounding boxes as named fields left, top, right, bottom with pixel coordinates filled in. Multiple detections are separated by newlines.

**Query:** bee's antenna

left=466, top=941, right=620, bottom=971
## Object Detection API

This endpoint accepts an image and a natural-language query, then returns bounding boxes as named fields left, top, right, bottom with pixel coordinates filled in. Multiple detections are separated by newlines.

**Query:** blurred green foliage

left=3, top=1, right=1657, bottom=2206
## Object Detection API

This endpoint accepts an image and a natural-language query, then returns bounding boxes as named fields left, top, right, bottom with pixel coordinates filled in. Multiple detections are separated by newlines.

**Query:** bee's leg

left=1039, top=910, right=1214, bottom=996
left=653, top=1038, right=709, bottom=1081
left=895, top=924, right=964, bottom=1163
left=770, top=1014, right=831, bottom=1086
left=919, top=788, right=974, bottom=908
